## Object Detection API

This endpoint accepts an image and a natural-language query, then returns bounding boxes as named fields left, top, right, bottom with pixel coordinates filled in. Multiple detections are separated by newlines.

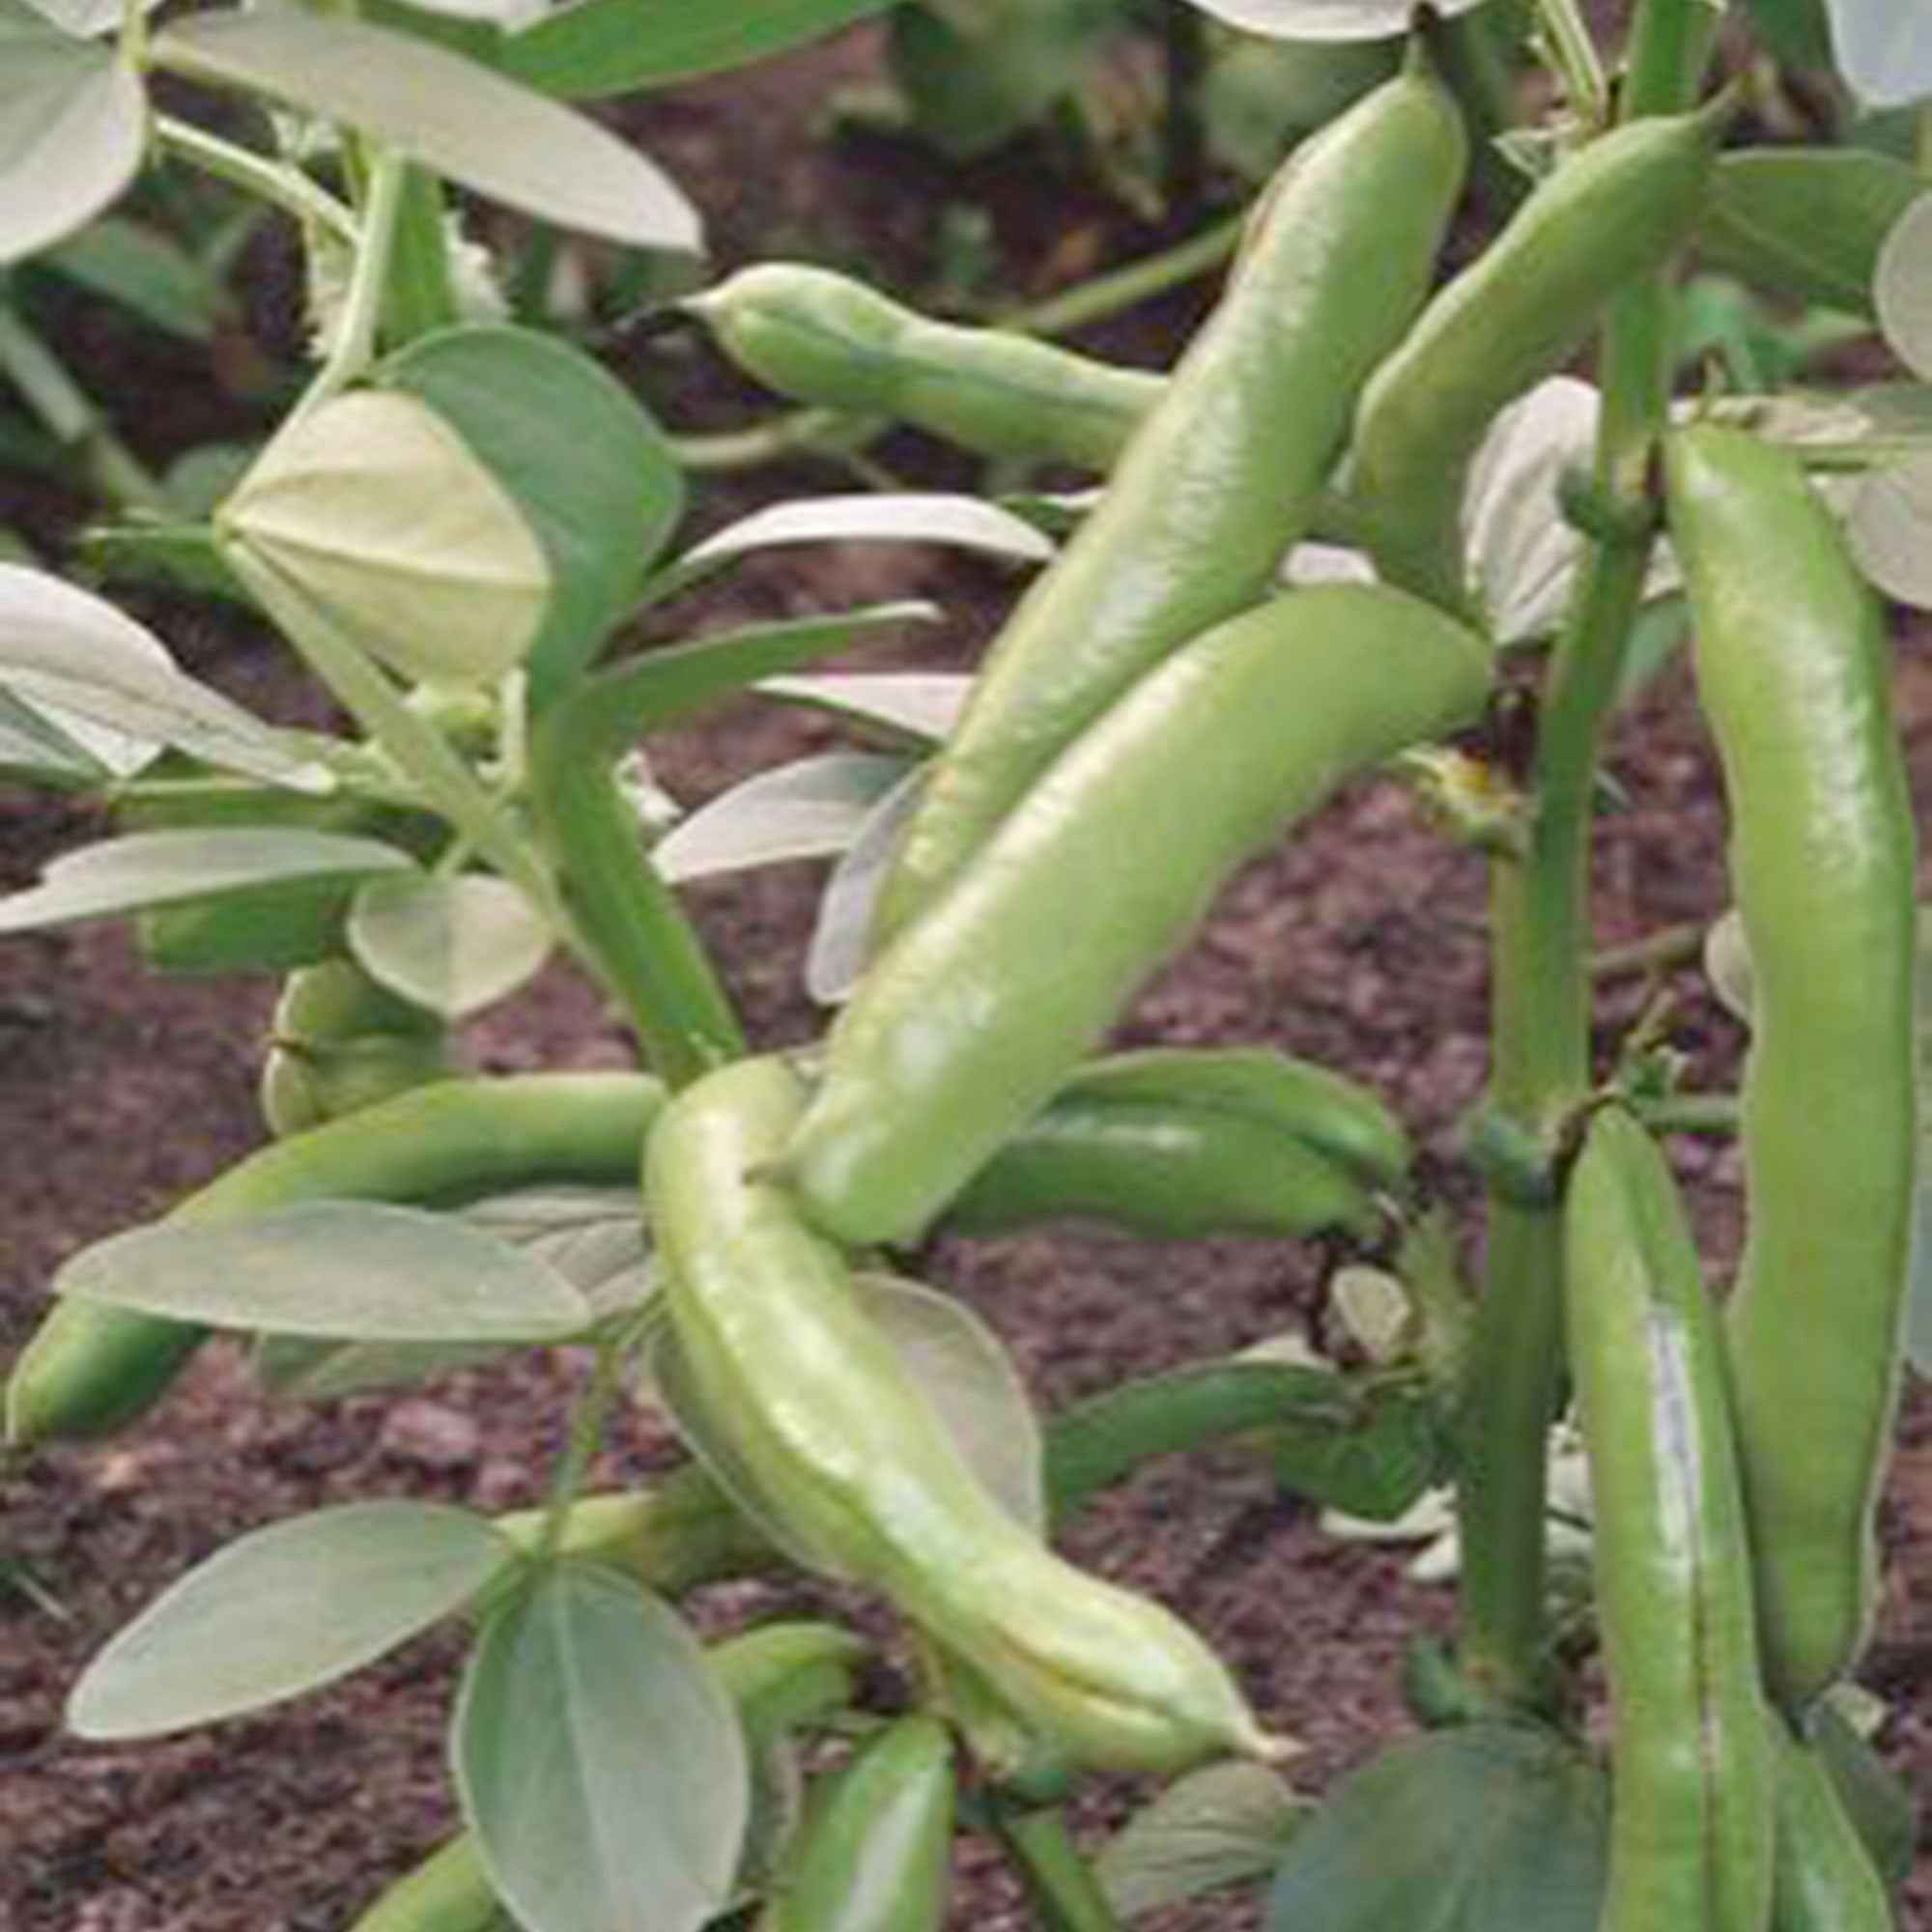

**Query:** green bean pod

left=1767, top=1710, right=1893, bottom=1932
left=259, top=957, right=455, bottom=1139
left=1665, top=424, right=1917, bottom=1712
left=647, top=1057, right=1281, bottom=1775
left=785, top=583, right=1489, bottom=1249
left=944, top=1097, right=1378, bottom=1240
left=6, top=1073, right=665, bottom=1447
left=1350, top=96, right=1730, bottom=613
left=871, top=48, right=1467, bottom=940
left=1563, top=1106, right=1775, bottom=1932
left=1054, top=1044, right=1412, bottom=1185
left=687, top=263, right=1164, bottom=472
left=759, top=1714, right=956, bottom=1932
left=347, top=1620, right=869, bottom=1932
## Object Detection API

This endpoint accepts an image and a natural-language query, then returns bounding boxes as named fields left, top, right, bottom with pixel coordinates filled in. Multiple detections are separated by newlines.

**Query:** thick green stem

left=1455, top=0, right=1712, bottom=1709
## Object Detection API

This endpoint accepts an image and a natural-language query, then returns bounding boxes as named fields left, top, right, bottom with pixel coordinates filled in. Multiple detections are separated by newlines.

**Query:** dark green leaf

left=1743, top=0, right=1834, bottom=70
left=1265, top=1723, right=1607, bottom=1932
left=453, top=1565, right=748, bottom=1932
left=68, top=1502, right=512, bottom=1739
left=1698, top=150, right=1921, bottom=316
left=381, top=326, right=684, bottom=705
left=1096, top=1761, right=1306, bottom=1918
left=1810, top=1699, right=1916, bottom=1891
left=1271, top=1384, right=1441, bottom=1521
left=38, top=216, right=227, bottom=342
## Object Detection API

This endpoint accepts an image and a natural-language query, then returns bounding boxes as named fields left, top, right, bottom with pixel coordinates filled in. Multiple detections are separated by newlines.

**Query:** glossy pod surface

left=872, top=52, right=1467, bottom=939
left=761, top=1714, right=956, bottom=1932
left=647, top=1057, right=1278, bottom=1774
left=1563, top=1107, right=1774, bottom=1932
left=689, top=263, right=1163, bottom=471
left=1352, top=99, right=1727, bottom=612
left=1666, top=424, right=1917, bottom=1712
left=6, top=1073, right=666, bottom=1445
left=786, top=584, right=1490, bottom=1249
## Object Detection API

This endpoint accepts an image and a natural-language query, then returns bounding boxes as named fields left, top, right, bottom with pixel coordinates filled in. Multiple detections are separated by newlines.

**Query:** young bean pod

left=688, top=263, right=1163, bottom=472
left=871, top=48, right=1467, bottom=940
left=759, top=1714, right=956, bottom=1932
left=1563, top=1106, right=1774, bottom=1932
left=1350, top=96, right=1730, bottom=613
left=647, top=1056, right=1281, bottom=1775
left=785, top=584, right=1489, bottom=1249
left=6, top=1074, right=666, bottom=1447
left=1665, top=423, right=1918, bottom=1713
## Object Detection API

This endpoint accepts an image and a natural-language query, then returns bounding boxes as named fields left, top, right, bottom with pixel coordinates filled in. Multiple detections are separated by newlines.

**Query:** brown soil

left=4, top=20, right=1930, bottom=1932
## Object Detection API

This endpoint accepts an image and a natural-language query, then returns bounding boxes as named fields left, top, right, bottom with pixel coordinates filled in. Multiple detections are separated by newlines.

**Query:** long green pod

left=688, top=264, right=1164, bottom=472
left=785, top=584, right=1489, bottom=1249
left=871, top=49, right=1467, bottom=940
left=6, top=1073, right=666, bottom=1447
left=943, top=1098, right=1378, bottom=1241
left=347, top=1620, right=869, bottom=1932
left=1350, top=97, right=1729, bottom=612
left=1563, top=1106, right=1774, bottom=1932
left=760, top=1714, right=956, bottom=1932
left=1665, top=423, right=1917, bottom=1712
left=1767, top=1711, right=1893, bottom=1932
left=1055, top=1044, right=1411, bottom=1185
left=648, top=1057, right=1280, bottom=1775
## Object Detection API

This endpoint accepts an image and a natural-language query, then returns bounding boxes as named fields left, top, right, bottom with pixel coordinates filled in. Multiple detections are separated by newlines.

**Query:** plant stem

left=1532, top=0, right=1609, bottom=124
left=532, top=1335, right=626, bottom=1569
left=152, top=116, right=360, bottom=247
left=1633, top=1092, right=1739, bottom=1136
left=994, top=1804, right=1123, bottom=1932
left=1589, top=918, right=1704, bottom=979
left=1455, top=0, right=1712, bottom=1710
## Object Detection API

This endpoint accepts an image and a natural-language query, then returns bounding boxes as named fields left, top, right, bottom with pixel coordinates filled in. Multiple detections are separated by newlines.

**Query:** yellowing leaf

left=220, top=389, right=549, bottom=685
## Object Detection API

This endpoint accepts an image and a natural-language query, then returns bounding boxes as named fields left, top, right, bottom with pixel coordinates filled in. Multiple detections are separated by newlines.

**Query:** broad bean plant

left=4, top=0, right=1932, bottom=1925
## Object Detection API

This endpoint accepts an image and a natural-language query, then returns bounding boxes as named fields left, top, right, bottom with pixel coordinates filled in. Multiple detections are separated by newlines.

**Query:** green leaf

left=1744, top=0, right=1835, bottom=69
left=1096, top=1761, right=1307, bottom=1918
left=220, top=389, right=550, bottom=686
left=1272, top=1382, right=1441, bottom=1521
left=1151, top=0, right=1482, bottom=42
left=154, top=9, right=703, bottom=252
left=453, top=1565, right=748, bottom=1932
left=135, top=877, right=356, bottom=976
left=806, top=764, right=927, bottom=1004
left=652, top=752, right=908, bottom=884
left=1264, top=1723, right=1607, bottom=1932
left=0, top=563, right=331, bottom=784
left=252, top=1330, right=516, bottom=1402
left=381, top=326, right=684, bottom=706
left=1877, top=191, right=1932, bottom=383
left=1849, top=452, right=1932, bottom=610
left=1698, top=151, right=1922, bottom=316
left=497, top=0, right=895, bottom=98
left=54, top=1200, right=593, bottom=1339
left=68, top=1502, right=512, bottom=1740
left=1201, top=36, right=1397, bottom=182
left=1826, top=0, right=1932, bottom=109
left=37, top=215, right=227, bottom=342
left=0, top=828, right=412, bottom=933
left=753, top=672, right=968, bottom=751
left=1811, top=1697, right=1917, bottom=1889
left=0, top=0, right=145, bottom=264
left=348, top=872, right=554, bottom=1017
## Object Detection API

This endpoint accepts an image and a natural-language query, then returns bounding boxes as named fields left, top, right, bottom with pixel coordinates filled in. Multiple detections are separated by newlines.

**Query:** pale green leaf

left=0, top=0, right=145, bottom=263
left=679, top=492, right=1053, bottom=576
left=1097, top=1761, right=1307, bottom=1918
left=753, top=672, right=968, bottom=749
left=1165, top=0, right=1481, bottom=42
left=55, top=1200, right=592, bottom=1339
left=454, top=1565, right=748, bottom=1932
left=806, top=764, right=927, bottom=1005
left=1875, top=191, right=1932, bottom=382
left=1849, top=452, right=1932, bottom=609
left=349, top=872, right=554, bottom=1017
left=0, top=829, right=411, bottom=934
left=1827, top=0, right=1932, bottom=108
left=68, top=1503, right=512, bottom=1740
left=221, top=389, right=550, bottom=685
left=154, top=8, right=703, bottom=251
left=653, top=753, right=908, bottom=883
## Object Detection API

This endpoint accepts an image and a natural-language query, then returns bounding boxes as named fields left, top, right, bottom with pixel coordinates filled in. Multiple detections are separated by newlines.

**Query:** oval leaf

left=1875, top=191, right=1932, bottom=382
left=55, top=1200, right=592, bottom=1339
left=0, top=0, right=145, bottom=263
left=652, top=752, right=908, bottom=884
left=1097, top=1761, right=1307, bottom=1918
left=69, top=1502, right=511, bottom=1740
left=805, top=763, right=928, bottom=1005
left=1265, top=1724, right=1607, bottom=1932
left=0, top=563, right=331, bottom=785
left=0, top=829, right=412, bottom=934
left=1170, top=0, right=1481, bottom=42
left=380, top=326, right=685, bottom=706
left=1701, top=150, right=1921, bottom=316
left=1827, top=0, right=1932, bottom=108
left=153, top=9, right=702, bottom=251
left=350, top=872, right=554, bottom=1017
left=499, top=0, right=897, bottom=98
left=754, top=671, right=970, bottom=749
left=454, top=1565, right=748, bottom=1932
left=1849, top=451, right=1932, bottom=609
left=221, top=389, right=550, bottom=685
